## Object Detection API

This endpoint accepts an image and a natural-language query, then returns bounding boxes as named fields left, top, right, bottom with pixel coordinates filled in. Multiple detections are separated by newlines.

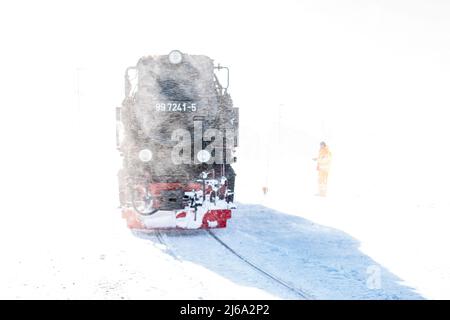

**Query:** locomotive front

left=117, top=51, right=239, bottom=229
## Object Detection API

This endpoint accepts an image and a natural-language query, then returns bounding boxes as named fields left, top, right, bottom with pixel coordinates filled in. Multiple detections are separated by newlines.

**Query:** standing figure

left=313, top=141, right=332, bottom=197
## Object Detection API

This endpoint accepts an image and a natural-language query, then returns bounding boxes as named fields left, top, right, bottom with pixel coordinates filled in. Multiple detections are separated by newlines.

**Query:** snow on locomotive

left=116, top=50, right=239, bottom=230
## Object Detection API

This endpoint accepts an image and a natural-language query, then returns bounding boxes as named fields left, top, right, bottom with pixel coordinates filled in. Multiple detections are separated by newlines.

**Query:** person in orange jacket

left=313, top=141, right=332, bottom=197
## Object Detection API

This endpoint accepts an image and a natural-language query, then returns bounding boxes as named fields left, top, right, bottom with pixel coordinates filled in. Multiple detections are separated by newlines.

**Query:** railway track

left=205, top=230, right=312, bottom=300
left=150, top=228, right=312, bottom=300
left=154, top=230, right=182, bottom=262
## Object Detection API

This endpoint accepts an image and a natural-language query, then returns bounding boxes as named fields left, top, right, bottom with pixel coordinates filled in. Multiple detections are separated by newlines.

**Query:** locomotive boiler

left=116, top=50, right=238, bottom=229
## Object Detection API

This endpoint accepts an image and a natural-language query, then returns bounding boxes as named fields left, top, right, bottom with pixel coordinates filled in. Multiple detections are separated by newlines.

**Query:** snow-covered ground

left=0, top=207, right=294, bottom=300
left=261, top=192, right=450, bottom=300
left=0, top=198, right=434, bottom=299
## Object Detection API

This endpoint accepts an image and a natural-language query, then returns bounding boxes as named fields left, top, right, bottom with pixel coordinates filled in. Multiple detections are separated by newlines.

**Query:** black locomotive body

left=117, top=51, right=238, bottom=229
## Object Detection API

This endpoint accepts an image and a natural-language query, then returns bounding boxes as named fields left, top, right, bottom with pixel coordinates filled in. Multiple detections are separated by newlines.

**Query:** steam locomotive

left=116, top=51, right=239, bottom=229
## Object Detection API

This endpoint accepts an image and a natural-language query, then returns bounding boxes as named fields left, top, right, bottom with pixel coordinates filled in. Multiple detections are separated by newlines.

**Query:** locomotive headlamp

left=138, top=149, right=153, bottom=162
left=197, top=150, right=211, bottom=163
left=168, top=50, right=183, bottom=64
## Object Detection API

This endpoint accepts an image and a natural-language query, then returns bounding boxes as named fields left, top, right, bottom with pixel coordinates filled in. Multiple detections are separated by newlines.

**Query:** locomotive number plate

left=155, top=103, right=197, bottom=112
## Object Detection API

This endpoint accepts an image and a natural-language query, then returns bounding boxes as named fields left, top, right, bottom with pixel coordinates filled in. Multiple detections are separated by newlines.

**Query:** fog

left=0, top=0, right=449, bottom=289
